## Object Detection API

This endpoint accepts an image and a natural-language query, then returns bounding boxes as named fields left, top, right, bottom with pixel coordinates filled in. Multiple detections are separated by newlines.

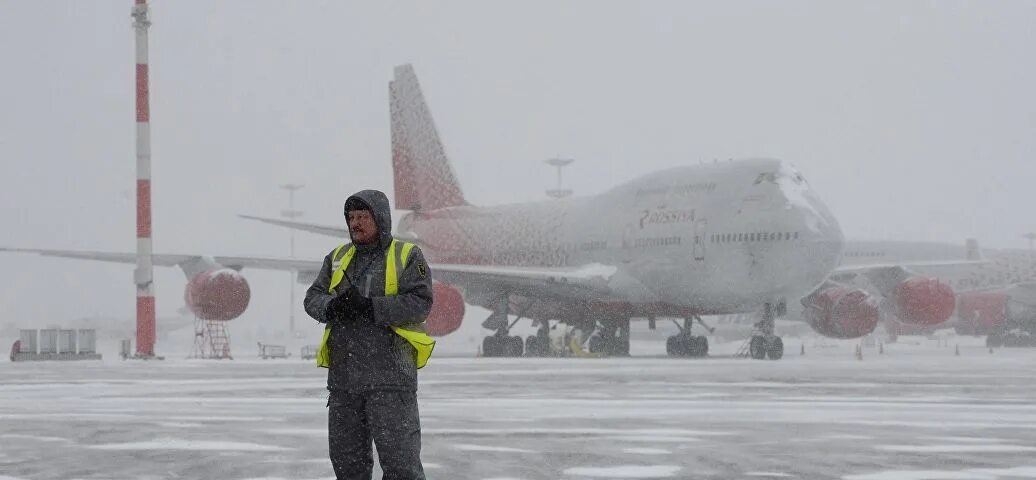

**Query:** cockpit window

left=754, top=168, right=807, bottom=186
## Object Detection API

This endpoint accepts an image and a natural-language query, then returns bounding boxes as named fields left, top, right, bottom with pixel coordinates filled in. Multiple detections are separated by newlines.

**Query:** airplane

left=2, top=65, right=979, bottom=360
left=236, top=65, right=982, bottom=359
left=816, top=239, right=1036, bottom=346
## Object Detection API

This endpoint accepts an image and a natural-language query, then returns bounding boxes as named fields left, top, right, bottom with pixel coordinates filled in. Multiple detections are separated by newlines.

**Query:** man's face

left=347, top=210, right=378, bottom=245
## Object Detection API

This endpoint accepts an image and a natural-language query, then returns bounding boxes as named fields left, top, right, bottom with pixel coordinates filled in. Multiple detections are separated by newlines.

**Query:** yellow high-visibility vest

left=316, top=239, right=435, bottom=369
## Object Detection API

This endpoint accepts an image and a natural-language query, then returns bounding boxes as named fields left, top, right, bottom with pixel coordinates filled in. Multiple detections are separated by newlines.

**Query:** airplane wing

left=432, top=263, right=622, bottom=300
left=0, top=247, right=322, bottom=274
left=0, top=247, right=195, bottom=267
left=2, top=246, right=628, bottom=300
left=238, top=214, right=347, bottom=238
left=828, top=260, right=987, bottom=295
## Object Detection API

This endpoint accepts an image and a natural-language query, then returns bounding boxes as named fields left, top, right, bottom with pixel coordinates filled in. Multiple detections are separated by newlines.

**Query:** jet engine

left=802, top=286, right=879, bottom=339
left=891, top=277, right=955, bottom=326
left=426, top=282, right=464, bottom=337
left=184, top=269, right=251, bottom=321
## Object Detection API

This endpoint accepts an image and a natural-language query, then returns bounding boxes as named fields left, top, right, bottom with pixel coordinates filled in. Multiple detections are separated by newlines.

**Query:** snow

left=1, top=343, right=1035, bottom=478
left=563, top=465, right=682, bottom=478
left=875, top=445, right=1036, bottom=453
left=968, top=466, right=1036, bottom=477
left=89, top=439, right=294, bottom=452
left=623, top=447, right=671, bottom=455
left=844, top=471, right=999, bottom=480
left=844, top=467, right=1036, bottom=480
left=452, top=444, right=536, bottom=453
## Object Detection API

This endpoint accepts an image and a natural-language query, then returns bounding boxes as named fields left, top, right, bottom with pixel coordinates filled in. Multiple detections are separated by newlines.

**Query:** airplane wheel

left=525, top=336, right=549, bottom=357
left=666, top=335, right=687, bottom=357
left=766, top=336, right=784, bottom=360
left=694, top=336, right=709, bottom=357
left=749, top=336, right=767, bottom=360
left=482, top=336, right=499, bottom=357
left=507, top=335, right=524, bottom=357
left=986, top=334, right=1004, bottom=348
left=685, top=337, right=702, bottom=357
left=666, top=336, right=679, bottom=356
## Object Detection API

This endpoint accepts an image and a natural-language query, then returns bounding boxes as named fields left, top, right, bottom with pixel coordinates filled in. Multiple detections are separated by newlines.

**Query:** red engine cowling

left=892, top=277, right=955, bottom=326
left=426, top=282, right=464, bottom=337
left=184, top=269, right=251, bottom=321
left=803, top=287, right=879, bottom=339
left=956, top=291, right=1008, bottom=335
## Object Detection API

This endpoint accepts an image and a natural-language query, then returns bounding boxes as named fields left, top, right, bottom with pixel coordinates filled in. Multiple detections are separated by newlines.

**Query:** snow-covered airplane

left=806, top=238, right=1036, bottom=347
left=238, top=65, right=975, bottom=359
left=2, top=65, right=971, bottom=360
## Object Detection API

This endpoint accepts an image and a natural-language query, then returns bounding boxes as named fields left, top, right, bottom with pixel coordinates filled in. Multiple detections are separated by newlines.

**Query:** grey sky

left=1, top=1, right=1034, bottom=335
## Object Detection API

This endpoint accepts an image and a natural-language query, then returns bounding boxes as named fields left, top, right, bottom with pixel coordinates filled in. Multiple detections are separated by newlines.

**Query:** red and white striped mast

left=131, top=0, right=156, bottom=357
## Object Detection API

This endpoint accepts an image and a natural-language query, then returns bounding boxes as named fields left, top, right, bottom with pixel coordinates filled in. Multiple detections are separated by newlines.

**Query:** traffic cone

left=879, top=343, right=884, bottom=355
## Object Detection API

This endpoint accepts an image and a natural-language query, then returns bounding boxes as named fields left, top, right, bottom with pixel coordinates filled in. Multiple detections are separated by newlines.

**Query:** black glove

left=343, top=286, right=373, bottom=316
left=325, top=293, right=350, bottom=323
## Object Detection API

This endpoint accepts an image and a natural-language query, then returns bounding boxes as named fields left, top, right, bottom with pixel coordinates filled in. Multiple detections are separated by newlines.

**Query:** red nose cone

left=425, top=282, right=464, bottom=337
left=894, top=278, right=955, bottom=326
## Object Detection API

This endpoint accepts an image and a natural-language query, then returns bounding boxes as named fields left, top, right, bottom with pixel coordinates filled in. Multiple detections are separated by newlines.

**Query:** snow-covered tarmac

left=2, top=341, right=1035, bottom=480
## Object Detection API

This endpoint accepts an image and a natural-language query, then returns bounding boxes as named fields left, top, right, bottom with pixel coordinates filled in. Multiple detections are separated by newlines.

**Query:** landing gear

left=743, top=302, right=784, bottom=360
left=525, top=320, right=552, bottom=357
left=479, top=294, right=526, bottom=357
left=987, top=330, right=1036, bottom=348
left=747, top=335, right=782, bottom=360
left=666, top=317, right=709, bottom=358
left=483, top=333, right=523, bottom=357
left=587, top=317, right=631, bottom=356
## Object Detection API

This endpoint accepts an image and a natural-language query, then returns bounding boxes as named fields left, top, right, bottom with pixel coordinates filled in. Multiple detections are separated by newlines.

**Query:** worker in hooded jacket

left=304, top=189, right=434, bottom=480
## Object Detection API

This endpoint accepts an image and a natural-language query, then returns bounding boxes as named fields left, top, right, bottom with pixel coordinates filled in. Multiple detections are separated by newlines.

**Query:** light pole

left=546, top=157, right=574, bottom=200
left=1024, top=232, right=1036, bottom=264
left=281, top=184, right=304, bottom=335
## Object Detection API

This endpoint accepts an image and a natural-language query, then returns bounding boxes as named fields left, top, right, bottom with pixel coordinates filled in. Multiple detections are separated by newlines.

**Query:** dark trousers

left=328, top=390, right=425, bottom=480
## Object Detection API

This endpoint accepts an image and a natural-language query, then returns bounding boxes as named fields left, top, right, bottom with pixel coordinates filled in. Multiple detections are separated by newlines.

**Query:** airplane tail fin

left=966, top=238, right=982, bottom=261
left=390, top=64, right=468, bottom=212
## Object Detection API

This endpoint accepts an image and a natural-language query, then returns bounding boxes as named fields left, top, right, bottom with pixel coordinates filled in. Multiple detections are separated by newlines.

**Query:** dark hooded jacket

left=303, top=190, right=433, bottom=392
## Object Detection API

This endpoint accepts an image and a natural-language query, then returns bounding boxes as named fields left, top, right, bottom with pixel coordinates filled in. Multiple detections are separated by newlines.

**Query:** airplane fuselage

left=400, top=158, right=844, bottom=319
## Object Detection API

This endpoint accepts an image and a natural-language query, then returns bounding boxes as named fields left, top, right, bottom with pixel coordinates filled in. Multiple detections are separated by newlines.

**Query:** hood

left=345, top=189, right=393, bottom=249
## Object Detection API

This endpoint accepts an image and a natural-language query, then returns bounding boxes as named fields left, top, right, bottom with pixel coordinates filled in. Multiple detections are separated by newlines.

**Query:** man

left=304, top=189, right=433, bottom=480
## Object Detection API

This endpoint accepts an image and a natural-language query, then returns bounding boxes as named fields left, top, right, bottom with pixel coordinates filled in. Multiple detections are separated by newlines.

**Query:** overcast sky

left=1, top=1, right=1033, bottom=339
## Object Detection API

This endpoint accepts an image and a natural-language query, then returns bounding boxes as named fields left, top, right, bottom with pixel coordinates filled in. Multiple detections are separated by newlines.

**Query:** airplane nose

left=800, top=194, right=844, bottom=279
